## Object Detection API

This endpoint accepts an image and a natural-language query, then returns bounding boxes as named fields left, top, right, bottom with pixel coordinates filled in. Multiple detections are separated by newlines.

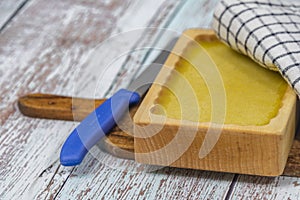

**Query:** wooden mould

left=133, top=29, right=297, bottom=176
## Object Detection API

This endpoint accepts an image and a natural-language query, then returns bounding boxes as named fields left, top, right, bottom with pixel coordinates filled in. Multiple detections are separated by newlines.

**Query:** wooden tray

left=133, top=29, right=297, bottom=176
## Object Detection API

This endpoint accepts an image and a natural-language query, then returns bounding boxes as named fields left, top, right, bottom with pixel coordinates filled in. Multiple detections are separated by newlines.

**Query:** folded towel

left=213, top=0, right=300, bottom=96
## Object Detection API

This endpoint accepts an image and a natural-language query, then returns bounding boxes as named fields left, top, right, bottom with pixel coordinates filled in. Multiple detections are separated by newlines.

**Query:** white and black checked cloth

left=213, top=0, right=300, bottom=96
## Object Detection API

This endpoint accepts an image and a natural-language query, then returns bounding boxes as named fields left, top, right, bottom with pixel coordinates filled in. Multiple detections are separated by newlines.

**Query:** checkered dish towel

left=213, top=0, right=300, bottom=96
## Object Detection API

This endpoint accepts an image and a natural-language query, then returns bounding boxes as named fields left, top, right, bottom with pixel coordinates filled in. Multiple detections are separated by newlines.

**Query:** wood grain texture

left=283, top=140, right=300, bottom=177
left=134, top=29, right=297, bottom=176
left=1, top=0, right=300, bottom=199
left=228, top=175, right=300, bottom=199
left=18, top=93, right=107, bottom=121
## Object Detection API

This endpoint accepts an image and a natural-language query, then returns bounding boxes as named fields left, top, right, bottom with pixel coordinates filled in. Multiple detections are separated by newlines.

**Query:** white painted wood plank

left=0, top=0, right=233, bottom=199
left=2, top=0, right=299, bottom=199
left=108, top=0, right=221, bottom=94
left=229, top=175, right=300, bottom=199
left=56, top=150, right=234, bottom=199
left=0, top=0, right=27, bottom=29
left=71, top=0, right=183, bottom=98
left=0, top=116, right=74, bottom=199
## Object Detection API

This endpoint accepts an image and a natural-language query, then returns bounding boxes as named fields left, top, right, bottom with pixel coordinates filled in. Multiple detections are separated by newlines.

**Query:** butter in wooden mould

left=133, top=29, right=296, bottom=176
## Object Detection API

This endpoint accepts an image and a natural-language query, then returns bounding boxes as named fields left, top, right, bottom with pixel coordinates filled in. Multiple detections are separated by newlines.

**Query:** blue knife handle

left=60, top=89, right=140, bottom=166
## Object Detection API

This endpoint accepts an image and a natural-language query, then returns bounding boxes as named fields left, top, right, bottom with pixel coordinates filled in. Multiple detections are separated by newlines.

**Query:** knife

left=60, top=39, right=176, bottom=166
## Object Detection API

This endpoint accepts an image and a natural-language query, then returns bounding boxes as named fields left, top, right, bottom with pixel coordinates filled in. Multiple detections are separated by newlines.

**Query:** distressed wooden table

left=1, top=0, right=300, bottom=199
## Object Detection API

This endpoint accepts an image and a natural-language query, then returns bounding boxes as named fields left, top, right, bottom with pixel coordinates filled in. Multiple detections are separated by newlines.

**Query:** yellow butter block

left=155, top=40, right=287, bottom=126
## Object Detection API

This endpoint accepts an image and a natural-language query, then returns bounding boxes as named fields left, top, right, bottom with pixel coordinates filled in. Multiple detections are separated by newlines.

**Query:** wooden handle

left=18, top=93, right=106, bottom=121
left=18, top=93, right=135, bottom=152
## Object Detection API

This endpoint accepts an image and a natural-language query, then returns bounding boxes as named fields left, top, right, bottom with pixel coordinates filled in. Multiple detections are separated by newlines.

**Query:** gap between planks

left=0, top=0, right=30, bottom=32
left=224, top=174, right=238, bottom=200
